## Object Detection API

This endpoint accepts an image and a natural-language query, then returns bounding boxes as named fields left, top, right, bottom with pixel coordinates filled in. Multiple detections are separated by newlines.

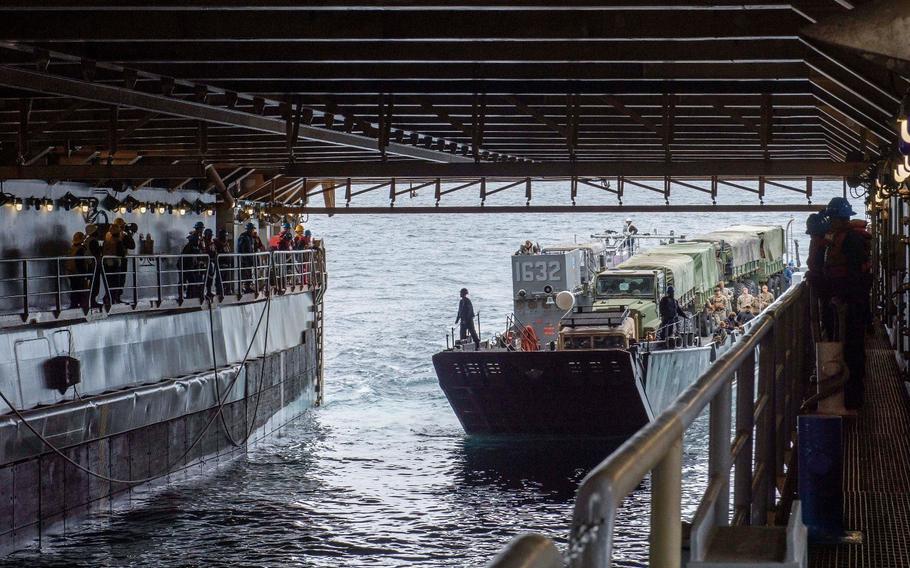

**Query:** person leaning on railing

left=201, top=228, right=224, bottom=298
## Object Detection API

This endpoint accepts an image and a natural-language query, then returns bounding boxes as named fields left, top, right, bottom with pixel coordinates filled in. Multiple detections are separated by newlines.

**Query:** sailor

left=737, top=306, right=756, bottom=326
left=192, top=221, right=205, bottom=240
left=84, top=224, right=103, bottom=308
left=293, top=224, right=308, bottom=250
left=783, top=260, right=796, bottom=289
left=658, top=285, right=687, bottom=340
left=516, top=240, right=534, bottom=255
left=624, top=218, right=639, bottom=250
left=736, top=286, right=756, bottom=313
left=757, top=284, right=775, bottom=310
left=202, top=228, right=223, bottom=298
left=102, top=218, right=135, bottom=303
left=181, top=233, right=204, bottom=299
left=65, top=231, right=90, bottom=309
left=824, top=196, right=870, bottom=410
left=237, top=222, right=258, bottom=294
left=455, top=288, right=480, bottom=349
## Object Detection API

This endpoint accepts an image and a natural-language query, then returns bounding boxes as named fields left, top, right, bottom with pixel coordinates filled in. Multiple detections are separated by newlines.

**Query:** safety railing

left=0, top=249, right=324, bottom=325
left=489, top=281, right=810, bottom=568
left=0, top=256, right=97, bottom=318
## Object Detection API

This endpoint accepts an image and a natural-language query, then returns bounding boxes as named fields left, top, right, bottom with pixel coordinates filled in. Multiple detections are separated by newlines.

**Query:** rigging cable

left=0, top=288, right=271, bottom=486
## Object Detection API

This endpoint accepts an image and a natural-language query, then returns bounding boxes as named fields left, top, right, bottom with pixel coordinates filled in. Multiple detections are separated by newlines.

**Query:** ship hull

left=433, top=350, right=650, bottom=438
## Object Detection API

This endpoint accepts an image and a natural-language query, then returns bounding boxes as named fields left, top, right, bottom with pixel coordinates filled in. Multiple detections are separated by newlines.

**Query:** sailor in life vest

left=823, top=196, right=871, bottom=410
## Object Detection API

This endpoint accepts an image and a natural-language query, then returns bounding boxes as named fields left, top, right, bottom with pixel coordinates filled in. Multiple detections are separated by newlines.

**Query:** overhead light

left=206, top=207, right=214, bottom=216
left=80, top=202, right=89, bottom=213
left=157, top=203, right=166, bottom=214
left=14, top=198, right=23, bottom=211
left=59, top=192, right=80, bottom=211
left=901, top=119, right=910, bottom=144
left=44, top=199, right=54, bottom=212
left=139, top=203, right=148, bottom=214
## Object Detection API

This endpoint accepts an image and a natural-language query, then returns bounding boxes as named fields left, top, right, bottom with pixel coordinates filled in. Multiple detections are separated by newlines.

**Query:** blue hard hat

left=304, top=229, right=312, bottom=237
left=805, top=212, right=831, bottom=235
left=282, top=222, right=291, bottom=230
left=194, top=221, right=205, bottom=230
left=245, top=222, right=255, bottom=231
left=666, top=285, right=675, bottom=295
left=788, top=260, right=796, bottom=267
left=825, top=197, right=855, bottom=219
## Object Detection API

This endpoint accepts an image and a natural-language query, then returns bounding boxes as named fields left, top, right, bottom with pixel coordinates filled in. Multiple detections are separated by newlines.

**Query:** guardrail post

left=21, top=259, right=29, bottom=321
left=155, top=256, right=163, bottom=307
left=651, top=434, right=682, bottom=568
left=734, top=349, right=756, bottom=525
left=131, top=257, right=138, bottom=307
left=709, top=377, right=733, bottom=525
left=54, top=258, right=62, bottom=315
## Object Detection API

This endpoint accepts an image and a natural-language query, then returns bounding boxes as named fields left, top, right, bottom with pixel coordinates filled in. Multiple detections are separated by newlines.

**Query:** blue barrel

left=798, top=414, right=843, bottom=541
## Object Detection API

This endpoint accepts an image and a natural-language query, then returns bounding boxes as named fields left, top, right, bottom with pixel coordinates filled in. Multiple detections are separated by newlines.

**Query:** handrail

left=489, top=281, right=810, bottom=568
left=0, top=249, right=323, bottom=326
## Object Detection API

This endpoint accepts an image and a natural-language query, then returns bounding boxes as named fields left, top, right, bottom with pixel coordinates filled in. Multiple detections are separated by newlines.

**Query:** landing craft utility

left=433, top=224, right=788, bottom=438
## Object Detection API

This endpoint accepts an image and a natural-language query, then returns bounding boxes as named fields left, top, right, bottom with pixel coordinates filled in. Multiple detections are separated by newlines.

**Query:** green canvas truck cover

left=616, top=252, right=696, bottom=297
left=724, top=225, right=786, bottom=261
left=657, top=242, right=720, bottom=295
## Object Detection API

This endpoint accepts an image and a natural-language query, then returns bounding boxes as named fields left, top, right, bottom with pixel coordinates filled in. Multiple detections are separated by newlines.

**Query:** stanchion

left=798, top=414, right=843, bottom=542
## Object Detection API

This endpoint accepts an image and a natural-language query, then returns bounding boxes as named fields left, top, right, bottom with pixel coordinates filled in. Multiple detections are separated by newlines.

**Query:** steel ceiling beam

left=0, top=164, right=207, bottom=179
left=280, top=204, right=826, bottom=215
left=0, top=9, right=805, bottom=41
left=0, top=65, right=471, bottom=164
left=283, top=159, right=865, bottom=179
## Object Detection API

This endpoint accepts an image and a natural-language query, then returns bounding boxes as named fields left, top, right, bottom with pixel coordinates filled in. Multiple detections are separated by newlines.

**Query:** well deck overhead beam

left=278, top=204, right=825, bottom=215
left=284, top=159, right=865, bottom=179
left=0, top=164, right=207, bottom=179
left=0, top=65, right=471, bottom=164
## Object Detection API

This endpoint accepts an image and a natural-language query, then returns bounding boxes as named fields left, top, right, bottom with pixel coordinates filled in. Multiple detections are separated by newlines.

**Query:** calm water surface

left=6, top=182, right=857, bottom=566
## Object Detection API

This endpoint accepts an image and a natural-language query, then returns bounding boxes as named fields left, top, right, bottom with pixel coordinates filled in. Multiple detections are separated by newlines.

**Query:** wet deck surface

left=809, top=328, right=910, bottom=568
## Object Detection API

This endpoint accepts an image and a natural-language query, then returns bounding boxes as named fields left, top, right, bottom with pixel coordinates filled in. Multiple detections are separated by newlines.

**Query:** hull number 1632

left=516, top=260, right=561, bottom=282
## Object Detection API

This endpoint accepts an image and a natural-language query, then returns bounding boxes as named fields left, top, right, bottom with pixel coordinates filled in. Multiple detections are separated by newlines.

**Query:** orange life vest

left=824, top=221, right=871, bottom=279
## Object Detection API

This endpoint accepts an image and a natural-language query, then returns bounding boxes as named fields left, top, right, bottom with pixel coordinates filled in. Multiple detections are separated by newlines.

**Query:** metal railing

left=489, top=281, right=810, bottom=568
left=0, top=249, right=323, bottom=323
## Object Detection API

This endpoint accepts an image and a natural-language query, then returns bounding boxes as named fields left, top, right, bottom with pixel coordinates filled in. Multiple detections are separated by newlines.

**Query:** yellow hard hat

left=294, top=224, right=304, bottom=234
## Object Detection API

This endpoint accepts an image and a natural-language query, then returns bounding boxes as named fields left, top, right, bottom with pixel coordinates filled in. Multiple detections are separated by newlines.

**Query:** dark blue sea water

left=6, top=181, right=860, bottom=566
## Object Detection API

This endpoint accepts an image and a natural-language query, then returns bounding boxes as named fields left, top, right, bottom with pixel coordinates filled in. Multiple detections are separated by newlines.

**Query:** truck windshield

left=596, top=275, right=655, bottom=298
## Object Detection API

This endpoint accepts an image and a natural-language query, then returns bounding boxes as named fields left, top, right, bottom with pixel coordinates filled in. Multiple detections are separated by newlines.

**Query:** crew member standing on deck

left=823, top=197, right=869, bottom=410
left=455, top=288, right=480, bottom=349
left=737, top=285, right=756, bottom=313
left=757, top=284, right=775, bottom=311
left=658, top=285, right=687, bottom=340
left=624, top=218, right=639, bottom=250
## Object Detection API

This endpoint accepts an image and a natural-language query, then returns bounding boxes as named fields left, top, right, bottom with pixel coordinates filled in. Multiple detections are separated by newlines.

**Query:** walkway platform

left=809, top=328, right=910, bottom=568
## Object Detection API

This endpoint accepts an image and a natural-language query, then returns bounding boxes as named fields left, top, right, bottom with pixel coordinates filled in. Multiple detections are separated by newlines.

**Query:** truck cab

left=591, top=269, right=665, bottom=339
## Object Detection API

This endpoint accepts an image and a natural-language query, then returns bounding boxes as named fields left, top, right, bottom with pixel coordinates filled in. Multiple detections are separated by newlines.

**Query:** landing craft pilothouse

left=433, top=224, right=788, bottom=438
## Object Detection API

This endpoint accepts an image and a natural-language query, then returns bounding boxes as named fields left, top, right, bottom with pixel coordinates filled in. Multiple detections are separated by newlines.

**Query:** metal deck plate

left=809, top=329, right=910, bottom=568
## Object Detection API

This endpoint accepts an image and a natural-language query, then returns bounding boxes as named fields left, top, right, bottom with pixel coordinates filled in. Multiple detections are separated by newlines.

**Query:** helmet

left=304, top=229, right=312, bottom=237
left=113, top=217, right=126, bottom=226
left=85, top=224, right=98, bottom=236
left=282, top=222, right=291, bottom=230
left=666, top=285, right=675, bottom=295
left=825, top=197, right=855, bottom=219
left=244, top=222, right=255, bottom=231
left=625, top=218, right=632, bottom=223
left=194, top=221, right=205, bottom=230
left=788, top=260, right=796, bottom=267
left=72, top=231, right=85, bottom=245
left=460, top=287, right=469, bottom=296
left=295, top=224, right=304, bottom=234
left=203, top=228, right=213, bottom=238
left=805, top=212, right=831, bottom=235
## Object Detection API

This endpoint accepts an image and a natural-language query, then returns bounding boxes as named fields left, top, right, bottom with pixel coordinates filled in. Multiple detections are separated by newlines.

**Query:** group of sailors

left=659, top=268, right=788, bottom=344
left=64, top=219, right=317, bottom=309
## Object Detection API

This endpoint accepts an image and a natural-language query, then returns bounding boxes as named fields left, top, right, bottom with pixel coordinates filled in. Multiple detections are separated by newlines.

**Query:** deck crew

left=181, top=233, right=204, bottom=299
left=658, top=285, right=687, bottom=340
left=201, top=228, right=223, bottom=298
left=84, top=224, right=103, bottom=308
left=737, top=306, right=756, bottom=326
left=237, top=222, right=258, bottom=294
left=757, top=284, right=775, bottom=310
left=293, top=224, right=309, bottom=250
left=65, top=231, right=90, bottom=309
left=824, top=197, right=870, bottom=410
left=455, top=288, right=480, bottom=349
left=102, top=218, right=136, bottom=304
left=624, top=218, right=639, bottom=250
left=736, top=286, right=756, bottom=313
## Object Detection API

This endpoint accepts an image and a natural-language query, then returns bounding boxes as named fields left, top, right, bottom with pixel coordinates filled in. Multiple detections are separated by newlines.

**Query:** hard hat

left=194, top=221, right=205, bottom=230
left=304, top=229, right=312, bottom=237
left=625, top=218, right=632, bottom=223
left=245, top=222, right=255, bottom=231
left=667, top=285, right=675, bottom=295
left=805, top=212, right=831, bottom=235
left=113, top=217, right=126, bottom=226
left=72, top=231, right=85, bottom=244
left=460, top=287, right=469, bottom=296
left=295, top=224, right=304, bottom=234
left=825, top=197, right=855, bottom=219
left=85, top=224, right=98, bottom=236
left=203, top=228, right=213, bottom=237
left=282, top=222, right=291, bottom=230
left=788, top=260, right=796, bottom=267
